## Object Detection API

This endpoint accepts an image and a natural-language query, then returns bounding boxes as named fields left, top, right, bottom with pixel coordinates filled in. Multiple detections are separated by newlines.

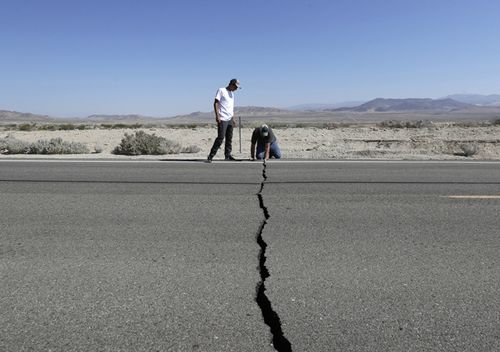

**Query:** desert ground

left=1, top=123, right=500, bottom=160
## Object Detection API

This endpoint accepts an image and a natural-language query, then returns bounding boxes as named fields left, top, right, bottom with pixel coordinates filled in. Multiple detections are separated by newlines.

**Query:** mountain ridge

left=286, top=101, right=366, bottom=111
left=2, top=94, right=500, bottom=123
left=332, top=98, right=472, bottom=112
left=444, top=94, right=500, bottom=106
left=0, top=110, right=53, bottom=123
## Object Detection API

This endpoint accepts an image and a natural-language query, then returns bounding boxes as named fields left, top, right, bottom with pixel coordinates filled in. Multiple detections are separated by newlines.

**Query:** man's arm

left=265, top=143, right=270, bottom=160
left=214, top=99, right=220, bottom=123
left=250, top=143, right=256, bottom=160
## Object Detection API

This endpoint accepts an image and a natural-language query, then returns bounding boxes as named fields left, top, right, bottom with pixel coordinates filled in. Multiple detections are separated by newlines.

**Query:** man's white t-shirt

left=215, top=87, right=234, bottom=121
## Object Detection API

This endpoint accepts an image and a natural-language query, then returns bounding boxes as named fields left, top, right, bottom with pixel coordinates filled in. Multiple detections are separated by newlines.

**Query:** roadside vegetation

left=378, top=120, right=434, bottom=128
left=377, top=120, right=499, bottom=129
left=0, top=122, right=216, bottom=131
left=112, top=131, right=201, bottom=155
left=0, top=135, right=89, bottom=154
left=10, top=123, right=88, bottom=131
left=99, top=123, right=144, bottom=129
left=1, top=119, right=499, bottom=132
left=0, top=123, right=140, bottom=131
left=457, top=143, right=479, bottom=157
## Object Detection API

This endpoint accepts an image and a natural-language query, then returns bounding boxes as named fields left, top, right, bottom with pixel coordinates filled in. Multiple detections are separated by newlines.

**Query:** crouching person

left=251, top=124, right=282, bottom=160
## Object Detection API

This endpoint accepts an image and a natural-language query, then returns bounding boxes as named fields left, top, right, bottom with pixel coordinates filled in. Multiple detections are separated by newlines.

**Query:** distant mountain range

left=289, top=94, right=500, bottom=111
left=287, top=101, right=365, bottom=110
left=332, top=98, right=472, bottom=112
left=0, top=110, right=53, bottom=123
left=86, top=114, right=158, bottom=121
left=0, top=110, right=164, bottom=123
left=169, top=106, right=294, bottom=120
left=444, top=94, right=500, bottom=106
left=2, top=94, right=500, bottom=123
left=236, top=106, right=292, bottom=115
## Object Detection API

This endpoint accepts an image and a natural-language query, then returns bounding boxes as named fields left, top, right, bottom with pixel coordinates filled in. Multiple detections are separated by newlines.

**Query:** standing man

left=251, top=124, right=282, bottom=160
left=207, top=78, right=241, bottom=162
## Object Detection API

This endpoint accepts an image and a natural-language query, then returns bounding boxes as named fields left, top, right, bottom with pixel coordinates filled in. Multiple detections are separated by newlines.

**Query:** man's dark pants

left=208, top=120, right=233, bottom=158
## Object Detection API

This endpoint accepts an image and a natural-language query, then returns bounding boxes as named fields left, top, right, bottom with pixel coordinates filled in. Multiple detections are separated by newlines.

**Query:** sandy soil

left=1, top=125, right=500, bottom=160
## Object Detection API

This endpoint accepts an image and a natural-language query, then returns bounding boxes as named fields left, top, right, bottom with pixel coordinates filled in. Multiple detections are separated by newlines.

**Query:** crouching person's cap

left=261, top=124, right=269, bottom=137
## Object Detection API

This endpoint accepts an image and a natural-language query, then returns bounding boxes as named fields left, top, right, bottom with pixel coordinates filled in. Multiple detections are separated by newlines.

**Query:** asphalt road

left=1, top=160, right=499, bottom=352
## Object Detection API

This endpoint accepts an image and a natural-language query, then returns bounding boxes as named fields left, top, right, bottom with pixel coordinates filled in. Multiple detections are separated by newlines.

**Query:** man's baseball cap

left=229, top=78, right=241, bottom=88
left=261, top=124, right=269, bottom=137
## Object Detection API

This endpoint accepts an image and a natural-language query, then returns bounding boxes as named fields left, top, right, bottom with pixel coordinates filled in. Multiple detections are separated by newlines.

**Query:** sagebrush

left=29, top=138, right=89, bottom=154
left=0, top=135, right=31, bottom=153
left=459, top=143, right=479, bottom=157
left=378, top=120, right=433, bottom=129
left=113, top=131, right=200, bottom=155
left=0, top=136, right=89, bottom=154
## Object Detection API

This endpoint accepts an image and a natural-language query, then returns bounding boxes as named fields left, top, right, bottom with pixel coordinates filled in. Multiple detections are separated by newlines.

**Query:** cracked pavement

left=255, top=161, right=293, bottom=352
left=1, top=160, right=500, bottom=351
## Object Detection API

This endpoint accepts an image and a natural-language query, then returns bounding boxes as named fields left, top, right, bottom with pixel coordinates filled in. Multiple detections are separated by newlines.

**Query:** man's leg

left=208, top=121, right=228, bottom=159
left=224, top=123, right=234, bottom=158
left=256, top=144, right=265, bottom=160
left=270, top=141, right=282, bottom=159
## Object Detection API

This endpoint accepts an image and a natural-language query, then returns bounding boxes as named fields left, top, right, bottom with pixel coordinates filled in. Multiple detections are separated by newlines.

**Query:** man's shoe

left=206, top=156, right=213, bottom=163
left=225, top=155, right=236, bottom=161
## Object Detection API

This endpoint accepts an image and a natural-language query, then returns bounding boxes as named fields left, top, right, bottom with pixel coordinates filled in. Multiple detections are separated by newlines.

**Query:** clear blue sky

left=1, top=0, right=499, bottom=117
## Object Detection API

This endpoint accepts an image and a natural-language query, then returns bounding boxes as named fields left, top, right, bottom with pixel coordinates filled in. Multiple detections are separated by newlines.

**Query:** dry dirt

left=1, top=124, right=500, bottom=160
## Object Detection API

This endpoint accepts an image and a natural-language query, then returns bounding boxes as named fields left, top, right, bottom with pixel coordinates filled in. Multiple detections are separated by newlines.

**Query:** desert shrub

left=18, top=123, right=35, bottom=131
left=406, top=120, right=431, bottom=128
left=0, top=136, right=30, bottom=154
left=322, top=122, right=340, bottom=129
left=0, top=136, right=88, bottom=154
left=28, top=138, right=89, bottom=154
left=379, top=120, right=432, bottom=128
left=100, top=123, right=143, bottom=129
left=171, top=124, right=199, bottom=129
left=113, top=131, right=200, bottom=155
left=37, top=124, right=86, bottom=131
left=113, top=123, right=144, bottom=129
left=379, top=120, right=403, bottom=128
left=58, top=124, right=76, bottom=130
left=459, top=143, right=479, bottom=157
left=113, top=131, right=179, bottom=155
left=181, top=145, right=201, bottom=153
left=0, top=124, right=17, bottom=131
left=452, top=121, right=492, bottom=128
left=94, top=145, right=103, bottom=153
left=493, top=118, right=500, bottom=125
left=113, top=131, right=166, bottom=155
left=39, top=124, right=57, bottom=131
left=162, top=139, right=183, bottom=154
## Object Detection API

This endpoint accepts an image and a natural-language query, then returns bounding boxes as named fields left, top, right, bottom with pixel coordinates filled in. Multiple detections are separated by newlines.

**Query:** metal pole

left=239, top=116, right=242, bottom=154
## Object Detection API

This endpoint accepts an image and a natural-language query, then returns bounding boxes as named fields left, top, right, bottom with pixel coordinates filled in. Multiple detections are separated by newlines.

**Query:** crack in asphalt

left=255, top=161, right=293, bottom=352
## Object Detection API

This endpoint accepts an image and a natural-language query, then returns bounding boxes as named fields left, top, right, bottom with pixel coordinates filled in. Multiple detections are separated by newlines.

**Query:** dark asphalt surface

left=1, top=160, right=500, bottom=351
